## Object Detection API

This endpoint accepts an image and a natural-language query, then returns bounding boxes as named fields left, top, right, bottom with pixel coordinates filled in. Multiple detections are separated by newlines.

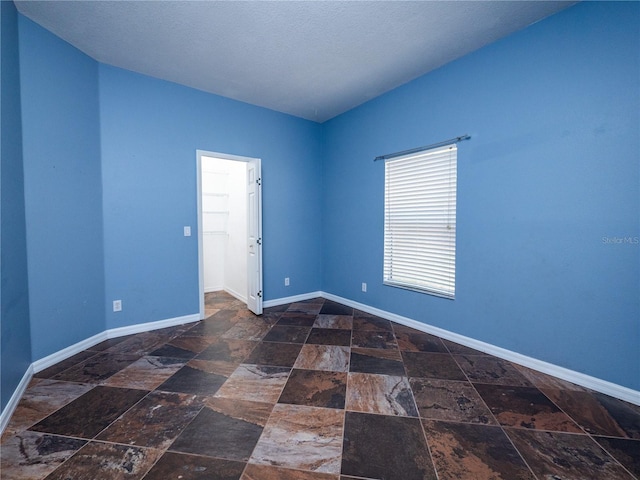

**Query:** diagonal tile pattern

left=2, top=291, right=639, bottom=480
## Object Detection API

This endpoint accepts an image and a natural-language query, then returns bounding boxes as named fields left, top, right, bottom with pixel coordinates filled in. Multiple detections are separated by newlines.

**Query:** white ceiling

left=15, top=1, right=576, bottom=123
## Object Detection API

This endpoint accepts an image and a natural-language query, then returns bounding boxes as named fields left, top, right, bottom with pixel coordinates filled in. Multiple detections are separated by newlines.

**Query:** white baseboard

left=263, top=291, right=323, bottom=308
left=106, top=313, right=200, bottom=339
left=32, top=331, right=108, bottom=373
left=0, top=365, right=33, bottom=434
left=322, top=292, right=640, bottom=406
left=223, top=287, right=247, bottom=304
left=31, top=313, right=200, bottom=375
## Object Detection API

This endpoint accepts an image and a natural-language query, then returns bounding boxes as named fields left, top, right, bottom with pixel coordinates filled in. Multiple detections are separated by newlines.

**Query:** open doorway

left=197, top=150, right=262, bottom=318
left=201, top=157, right=247, bottom=300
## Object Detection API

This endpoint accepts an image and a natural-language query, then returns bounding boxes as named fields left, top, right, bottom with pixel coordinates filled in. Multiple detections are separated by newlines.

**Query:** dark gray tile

left=454, top=355, right=533, bottom=386
left=393, top=325, right=448, bottom=353
left=352, top=313, right=393, bottom=332
left=307, top=328, right=351, bottom=346
left=263, top=325, right=311, bottom=344
left=442, top=339, right=485, bottom=355
left=410, top=377, right=497, bottom=424
left=351, top=330, right=397, bottom=349
left=350, top=347, right=405, bottom=376
left=286, top=302, right=323, bottom=315
left=320, top=302, right=353, bottom=316
left=263, top=303, right=290, bottom=313
left=423, top=420, right=535, bottom=479
left=277, top=313, right=317, bottom=327
left=195, top=338, right=257, bottom=363
left=475, top=384, right=583, bottom=432
left=402, top=351, right=467, bottom=380
left=52, top=352, right=141, bottom=383
left=33, top=351, right=97, bottom=379
left=507, top=429, right=635, bottom=479
left=88, top=336, right=133, bottom=352
left=182, top=317, right=236, bottom=337
left=3, top=379, right=94, bottom=434
left=543, top=389, right=640, bottom=439
left=104, top=331, right=170, bottom=356
left=244, top=342, right=302, bottom=367
left=29, top=386, right=147, bottom=439
left=170, top=406, right=263, bottom=461
left=142, top=452, right=245, bottom=480
left=341, top=412, right=436, bottom=479
left=156, top=365, right=227, bottom=396
left=97, top=391, right=203, bottom=449
left=594, top=436, right=640, bottom=477
left=148, top=344, right=198, bottom=359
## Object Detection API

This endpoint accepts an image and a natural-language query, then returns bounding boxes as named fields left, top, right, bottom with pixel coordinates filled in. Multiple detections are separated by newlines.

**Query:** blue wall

left=18, top=16, right=105, bottom=360
left=1, top=0, right=32, bottom=412
left=99, top=65, right=322, bottom=329
left=322, top=1, right=639, bottom=390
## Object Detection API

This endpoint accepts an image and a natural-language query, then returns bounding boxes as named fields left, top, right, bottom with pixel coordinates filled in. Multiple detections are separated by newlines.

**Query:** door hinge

left=257, top=290, right=262, bottom=298
left=257, top=238, right=262, bottom=245
left=256, top=178, right=262, bottom=186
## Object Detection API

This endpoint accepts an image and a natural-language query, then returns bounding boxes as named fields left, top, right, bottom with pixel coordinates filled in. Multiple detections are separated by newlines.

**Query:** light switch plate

left=184, top=226, right=191, bottom=237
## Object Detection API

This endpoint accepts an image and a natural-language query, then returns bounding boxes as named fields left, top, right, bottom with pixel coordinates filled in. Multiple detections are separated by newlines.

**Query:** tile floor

left=2, top=292, right=639, bottom=479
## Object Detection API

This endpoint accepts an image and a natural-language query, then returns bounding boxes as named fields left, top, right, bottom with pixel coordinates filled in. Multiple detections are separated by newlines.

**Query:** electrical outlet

left=362, top=282, right=367, bottom=292
left=113, top=300, right=122, bottom=312
left=284, top=277, right=290, bottom=286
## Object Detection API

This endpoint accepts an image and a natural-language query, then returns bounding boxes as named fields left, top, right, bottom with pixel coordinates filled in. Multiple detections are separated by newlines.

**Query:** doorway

left=197, top=150, right=262, bottom=317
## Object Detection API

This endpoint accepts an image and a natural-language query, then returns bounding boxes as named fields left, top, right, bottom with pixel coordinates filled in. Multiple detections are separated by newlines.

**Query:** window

left=383, top=144, right=457, bottom=299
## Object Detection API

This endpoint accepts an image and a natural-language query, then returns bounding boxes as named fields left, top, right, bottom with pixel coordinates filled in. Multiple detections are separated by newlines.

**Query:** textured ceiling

left=15, top=1, right=576, bottom=123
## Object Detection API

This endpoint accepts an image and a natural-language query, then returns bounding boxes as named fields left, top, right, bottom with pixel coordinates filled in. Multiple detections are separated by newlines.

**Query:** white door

left=246, top=158, right=263, bottom=315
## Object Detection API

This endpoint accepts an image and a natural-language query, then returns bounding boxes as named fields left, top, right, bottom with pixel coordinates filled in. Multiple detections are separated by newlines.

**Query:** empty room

left=1, top=1, right=638, bottom=479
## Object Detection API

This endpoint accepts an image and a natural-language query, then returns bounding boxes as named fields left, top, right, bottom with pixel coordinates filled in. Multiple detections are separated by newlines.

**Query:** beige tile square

left=102, top=356, right=185, bottom=390
left=294, top=345, right=350, bottom=372
left=249, top=404, right=344, bottom=474
left=346, top=372, right=417, bottom=417
left=214, top=364, right=290, bottom=402
left=313, top=315, right=353, bottom=330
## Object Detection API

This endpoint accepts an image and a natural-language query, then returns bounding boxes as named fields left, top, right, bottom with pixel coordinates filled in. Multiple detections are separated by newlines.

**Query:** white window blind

left=383, top=144, right=457, bottom=299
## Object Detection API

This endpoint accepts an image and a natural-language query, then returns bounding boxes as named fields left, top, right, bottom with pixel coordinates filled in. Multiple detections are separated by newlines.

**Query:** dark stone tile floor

left=2, top=291, right=639, bottom=479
